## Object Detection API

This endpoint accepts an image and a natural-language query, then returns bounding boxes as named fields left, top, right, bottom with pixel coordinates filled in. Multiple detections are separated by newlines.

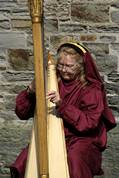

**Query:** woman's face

left=57, top=53, right=80, bottom=81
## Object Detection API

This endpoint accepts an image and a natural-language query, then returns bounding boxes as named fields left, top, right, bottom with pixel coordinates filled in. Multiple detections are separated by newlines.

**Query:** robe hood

left=57, top=42, right=117, bottom=131
left=58, top=42, right=102, bottom=86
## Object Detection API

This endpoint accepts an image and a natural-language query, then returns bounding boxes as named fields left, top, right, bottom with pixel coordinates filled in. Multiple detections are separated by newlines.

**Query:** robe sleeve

left=15, top=89, right=36, bottom=120
left=57, top=87, right=104, bottom=133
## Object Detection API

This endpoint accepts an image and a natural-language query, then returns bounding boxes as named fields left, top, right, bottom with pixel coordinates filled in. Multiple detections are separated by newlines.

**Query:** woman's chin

left=61, top=75, right=74, bottom=81
left=62, top=76, right=70, bottom=80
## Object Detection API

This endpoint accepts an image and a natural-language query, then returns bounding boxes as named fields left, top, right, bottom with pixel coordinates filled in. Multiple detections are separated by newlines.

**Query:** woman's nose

left=62, top=65, right=67, bottom=72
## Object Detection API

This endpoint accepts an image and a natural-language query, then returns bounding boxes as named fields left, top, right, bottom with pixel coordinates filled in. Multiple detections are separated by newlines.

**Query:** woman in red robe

left=10, top=42, right=116, bottom=178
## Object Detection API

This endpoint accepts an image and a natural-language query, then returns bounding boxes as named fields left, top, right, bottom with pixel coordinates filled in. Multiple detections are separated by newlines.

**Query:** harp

left=25, top=1, right=70, bottom=178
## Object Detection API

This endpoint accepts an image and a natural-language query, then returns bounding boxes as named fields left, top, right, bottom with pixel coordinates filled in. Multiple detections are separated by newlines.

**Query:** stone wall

left=0, top=0, right=119, bottom=177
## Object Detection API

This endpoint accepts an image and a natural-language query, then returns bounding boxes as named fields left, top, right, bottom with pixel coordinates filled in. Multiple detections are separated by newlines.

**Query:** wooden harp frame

left=26, top=1, right=48, bottom=178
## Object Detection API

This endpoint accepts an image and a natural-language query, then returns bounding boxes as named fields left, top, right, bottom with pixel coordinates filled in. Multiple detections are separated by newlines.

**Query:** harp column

left=28, top=1, right=49, bottom=178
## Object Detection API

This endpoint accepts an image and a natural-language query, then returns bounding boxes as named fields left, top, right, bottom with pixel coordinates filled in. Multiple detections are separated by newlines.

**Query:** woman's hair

left=57, top=46, right=88, bottom=86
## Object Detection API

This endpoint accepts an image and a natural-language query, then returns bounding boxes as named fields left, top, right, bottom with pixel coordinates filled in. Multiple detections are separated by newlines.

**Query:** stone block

left=108, top=95, right=119, bottom=109
left=0, top=62, right=6, bottom=71
left=44, top=19, right=58, bottom=33
left=7, top=49, right=34, bottom=71
left=111, top=11, right=119, bottom=23
left=17, top=0, right=27, bottom=5
left=100, top=35, right=116, bottom=43
left=0, top=21, right=10, bottom=30
left=44, top=2, right=57, bottom=18
left=3, top=94, right=16, bottom=111
left=11, top=19, right=31, bottom=29
left=89, top=25, right=119, bottom=33
left=56, top=2, right=71, bottom=20
left=0, top=82, right=28, bottom=95
left=110, top=43, right=119, bottom=52
left=59, top=22, right=88, bottom=33
left=1, top=71, right=34, bottom=82
left=0, top=32, right=27, bottom=49
left=0, top=14, right=10, bottom=30
left=108, top=73, right=119, bottom=83
left=106, top=82, right=119, bottom=95
left=0, top=1, right=17, bottom=9
left=96, top=55, right=118, bottom=74
left=80, top=34, right=97, bottom=41
left=71, top=3, right=109, bottom=23
left=83, top=43, right=109, bottom=55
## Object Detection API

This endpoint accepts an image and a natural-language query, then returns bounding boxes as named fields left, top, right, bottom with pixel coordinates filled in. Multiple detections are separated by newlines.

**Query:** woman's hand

left=27, top=79, right=36, bottom=94
left=46, top=90, right=61, bottom=107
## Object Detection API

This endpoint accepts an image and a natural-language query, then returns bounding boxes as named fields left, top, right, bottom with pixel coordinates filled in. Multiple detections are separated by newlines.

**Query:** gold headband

left=68, top=42, right=87, bottom=53
left=58, top=42, right=87, bottom=54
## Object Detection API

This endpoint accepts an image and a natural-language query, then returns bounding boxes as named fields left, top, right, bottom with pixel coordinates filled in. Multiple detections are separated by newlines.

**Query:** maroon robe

left=10, top=52, right=116, bottom=178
